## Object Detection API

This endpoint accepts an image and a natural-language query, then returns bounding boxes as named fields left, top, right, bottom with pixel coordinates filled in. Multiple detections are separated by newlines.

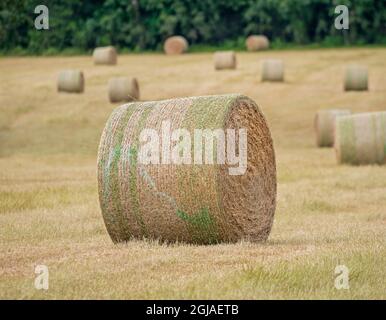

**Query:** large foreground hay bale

left=344, top=65, right=368, bottom=91
left=315, top=109, right=351, bottom=147
left=246, top=35, right=270, bottom=51
left=163, top=36, right=188, bottom=55
left=97, top=94, right=276, bottom=244
left=93, top=46, right=117, bottom=65
left=214, top=51, right=237, bottom=70
left=108, top=77, right=140, bottom=103
left=335, top=112, right=386, bottom=165
left=261, top=59, right=284, bottom=82
left=57, top=70, right=84, bottom=93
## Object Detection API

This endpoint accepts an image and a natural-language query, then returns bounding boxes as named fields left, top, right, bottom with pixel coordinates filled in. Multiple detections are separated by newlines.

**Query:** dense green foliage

left=1, top=0, right=385, bottom=53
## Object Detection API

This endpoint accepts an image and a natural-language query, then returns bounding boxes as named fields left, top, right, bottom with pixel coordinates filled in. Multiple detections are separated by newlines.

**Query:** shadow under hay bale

left=93, top=46, right=117, bottom=65
left=214, top=51, right=237, bottom=70
left=246, top=35, right=270, bottom=51
left=344, top=65, right=368, bottom=91
left=97, top=94, right=276, bottom=244
left=315, top=109, right=351, bottom=147
left=108, top=77, right=140, bottom=103
left=57, top=70, right=84, bottom=93
left=335, top=112, right=386, bottom=165
left=163, top=36, right=189, bottom=55
left=262, top=59, right=284, bottom=82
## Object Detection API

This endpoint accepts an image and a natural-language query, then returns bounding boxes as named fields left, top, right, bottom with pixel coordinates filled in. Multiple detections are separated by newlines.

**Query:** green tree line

left=1, top=0, right=385, bottom=53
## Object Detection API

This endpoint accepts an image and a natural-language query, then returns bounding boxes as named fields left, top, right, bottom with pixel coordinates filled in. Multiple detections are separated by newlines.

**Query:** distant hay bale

left=97, top=94, right=277, bottom=244
left=315, top=109, right=351, bottom=147
left=108, top=77, right=140, bottom=103
left=344, top=65, right=368, bottom=91
left=93, top=46, right=117, bottom=65
left=214, top=51, right=237, bottom=70
left=261, top=59, right=284, bottom=82
left=335, top=112, right=386, bottom=165
left=163, top=36, right=188, bottom=55
left=246, top=35, right=270, bottom=51
left=57, top=70, right=84, bottom=93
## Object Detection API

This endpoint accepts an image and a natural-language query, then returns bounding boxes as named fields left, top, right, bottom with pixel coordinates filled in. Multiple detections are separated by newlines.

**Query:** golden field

left=0, top=48, right=385, bottom=299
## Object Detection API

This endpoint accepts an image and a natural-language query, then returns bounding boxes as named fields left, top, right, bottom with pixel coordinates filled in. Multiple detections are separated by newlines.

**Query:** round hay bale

left=108, top=77, right=140, bottom=103
left=335, top=112, right=386, bottom=165
left=261, top=59, right=284, bottom=82
left=57, top=70, right=84, bottom=93
left=214, top=51, right=237, bottom=70
left=93, top=46, right=117, bottom=65
left=344, top=65, right=368, bottom=91
left=315, top=109, right=351, bottom=147
left=163, top=36, right=188, bottom=55
left=97, top=94, right=277, bottom=244
left=246, top=35, right=270, bottom=51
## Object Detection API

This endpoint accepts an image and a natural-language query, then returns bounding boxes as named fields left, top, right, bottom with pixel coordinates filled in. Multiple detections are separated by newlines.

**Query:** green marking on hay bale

left=100, top=105, right=137, bottom=242
left=127, top=146, right=147, bottom=236
left=176, top=208, right=218, bottom=244
left=127, top=106, right=153, bottom=236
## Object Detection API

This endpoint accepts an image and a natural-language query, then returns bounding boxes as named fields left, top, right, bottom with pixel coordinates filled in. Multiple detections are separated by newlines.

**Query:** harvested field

left=0, top=48, right=385, bottom=299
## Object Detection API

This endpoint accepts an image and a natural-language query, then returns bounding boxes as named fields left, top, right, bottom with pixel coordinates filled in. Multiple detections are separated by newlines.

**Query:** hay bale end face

left=261, top=59, right=284, bottom=82
left=97, top=94, right=277, bottom=244
left=57, top=70, right=84, bottom=93
left=214, top=51, right=237, bottom=70
left=315, top=109, right=351, bottom=147
left=108, top=77, right=140, bottom=103
left=335, top=112, right=386, bottom=165
left=93, top=46, right=117, bottom=65
left=163, top=36, right=189, bottom=55
left=246, top=35, right=270, bottom=51
left=344, top=65, right=368, bottom=91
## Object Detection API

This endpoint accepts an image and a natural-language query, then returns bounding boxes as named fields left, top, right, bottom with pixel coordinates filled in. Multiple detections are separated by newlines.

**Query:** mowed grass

left=0, top=48, right=385, bottom=299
